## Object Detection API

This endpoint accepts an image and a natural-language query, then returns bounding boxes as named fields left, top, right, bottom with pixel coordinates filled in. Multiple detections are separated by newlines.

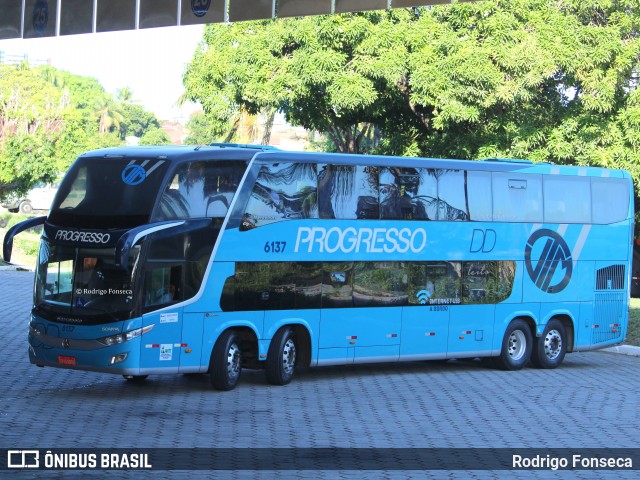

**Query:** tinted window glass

left=143, top=225, right=216, bottom=311
left=242, top=163, right=318, bottom=230
left=492, top=173, right=543, bottom=222
left=462, top=261, right=515, bottom=304
left=318, top=164, right=378, bottom=219
left=434, top=169, right=469, bottom=221
left=220, top=261, right=516, bottom=311
left=143, top=264, right=183, bottom=309
left=467, top=171, right=492, bottom=221
left=403, top=262, right=461, bottom=305
left=296, top=262, right=322, bottom=309
left=544, top=176, right=591, bottom=223
left=353, top=262, right=408, bottom=306
left=322, top=262, right=353, bottom=308
left=155, top=161, right=245, bottom=220
left=234, top=262, right=273, bottom=310
left=50, top=157, right=169, bottom=228
left=591, top=177, right=630, bottom=224
left=379, top=168, right=434, bottom=220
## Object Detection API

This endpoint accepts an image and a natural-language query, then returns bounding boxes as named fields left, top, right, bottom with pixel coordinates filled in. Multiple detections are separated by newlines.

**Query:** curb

left=602, top=345, right=640, bottom=357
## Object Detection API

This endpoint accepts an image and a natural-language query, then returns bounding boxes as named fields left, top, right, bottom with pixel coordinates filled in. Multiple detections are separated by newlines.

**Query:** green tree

left=116, top=86, right=134, bottom=103
left=183, top=0, right=640, bottom=186
left=94, top=95, right=124, bottom=134
left=0, top=64, right=125, bottom=198
left=139, top=127, right=171, bottom=145
left=183, top=111, right=217, bottom=145
left=120, top=102, right=160, bottom=138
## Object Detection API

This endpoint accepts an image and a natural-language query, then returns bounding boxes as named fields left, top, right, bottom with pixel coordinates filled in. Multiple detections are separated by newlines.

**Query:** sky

left=0, top=24, right=205, bottom=123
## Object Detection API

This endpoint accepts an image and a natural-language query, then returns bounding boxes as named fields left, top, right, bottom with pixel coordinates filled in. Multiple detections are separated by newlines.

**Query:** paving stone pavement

left=0, top=270, right=638, bottom=479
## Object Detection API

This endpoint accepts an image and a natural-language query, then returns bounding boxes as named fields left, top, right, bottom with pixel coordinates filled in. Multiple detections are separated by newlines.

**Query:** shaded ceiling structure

left=0, top=0, right=475, bottom=40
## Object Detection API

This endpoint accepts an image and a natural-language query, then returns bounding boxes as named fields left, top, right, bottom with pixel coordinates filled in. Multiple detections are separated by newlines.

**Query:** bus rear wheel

left=494, top=319, right=532, bottom=371
left=266, top=327, right=297, bottom=386
left=210, top=330, right=242, bottom=391
left=531, top=319, right=567, bottom=369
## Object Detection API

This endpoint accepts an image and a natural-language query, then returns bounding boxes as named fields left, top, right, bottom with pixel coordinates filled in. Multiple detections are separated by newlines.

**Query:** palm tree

left=94, top=96, right=124, bottom=135
left=116, top=87, right=134, bottom=103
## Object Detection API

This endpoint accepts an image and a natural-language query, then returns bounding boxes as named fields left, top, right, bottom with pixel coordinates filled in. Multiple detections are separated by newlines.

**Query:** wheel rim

left=282, top=338, right=296, bottom=376
left=508, top=329, right=527, bottom=361
left=227, top=342, right=241, bottom=382
left=543, top=329, right=563, bottom=360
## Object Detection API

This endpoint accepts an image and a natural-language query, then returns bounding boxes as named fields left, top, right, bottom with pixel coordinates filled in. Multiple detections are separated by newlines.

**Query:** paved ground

left=0, top=270, right=638, bottom=479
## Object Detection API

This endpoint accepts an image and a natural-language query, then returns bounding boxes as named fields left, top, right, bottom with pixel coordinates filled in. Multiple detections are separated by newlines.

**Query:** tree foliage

left=0, top=63, right=160, bottom=198
left=139, top=127, right=171, bottom=146
left=183, top=0, right=640, bottom=187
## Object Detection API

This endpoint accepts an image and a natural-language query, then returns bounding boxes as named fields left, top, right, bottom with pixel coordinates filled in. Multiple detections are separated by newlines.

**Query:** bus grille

left=592, top=292, right=625, bottom=344
left=595, top=265, right=625, bottom=290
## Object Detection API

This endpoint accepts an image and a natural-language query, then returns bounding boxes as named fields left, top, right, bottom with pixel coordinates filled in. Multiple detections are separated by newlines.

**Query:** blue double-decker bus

left=4, top=145, right=633, bottom=390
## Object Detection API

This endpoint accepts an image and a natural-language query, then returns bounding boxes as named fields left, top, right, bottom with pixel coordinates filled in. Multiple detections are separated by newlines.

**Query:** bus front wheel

left=531, top=319, right=567, bottom=369
left=266, top=327, right=297, bottom=386
left=494, top=319, right=532, bottom=371
left=210, top=330, right=242, bottom=391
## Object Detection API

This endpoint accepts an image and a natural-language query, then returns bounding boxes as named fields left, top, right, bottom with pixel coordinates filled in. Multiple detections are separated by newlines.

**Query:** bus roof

left=77, top=146, right=629, bottom=179
left=252, top=150, right=630, bottom=178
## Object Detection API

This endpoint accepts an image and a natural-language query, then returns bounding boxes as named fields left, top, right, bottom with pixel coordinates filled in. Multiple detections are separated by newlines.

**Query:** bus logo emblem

left=121, top=165, right=147, bottom=186
left=525, top=229, right=572, bottom=294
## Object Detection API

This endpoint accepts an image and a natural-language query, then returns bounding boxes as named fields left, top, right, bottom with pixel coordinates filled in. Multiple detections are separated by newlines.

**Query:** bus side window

left=322, top=263, right=354, bottom=308
left=462, top=261, right=515, bottom=304
left=434, top=170, right=468, bottom=221
left=466, top=171, right=492, bottom=221
left=492, top=172, right=543, bottom=222
left=353, top=262, right=408, bottom=306
left=379, top=168, right=430, bottom=220
left=591, top=177, right=630, bottom=224
left=143, top=265, right=182, bottom=309
left=241, top=163, right=318, bottom=230
left=296, top=263, right=322, bottom=309
left=318, top=164, right=379, bottom=220
left=544, top=176, right=591, bottom=223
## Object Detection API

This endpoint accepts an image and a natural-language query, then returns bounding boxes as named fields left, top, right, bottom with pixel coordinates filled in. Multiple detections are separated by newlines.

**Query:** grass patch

left=627, top=298, right=640, bottom=347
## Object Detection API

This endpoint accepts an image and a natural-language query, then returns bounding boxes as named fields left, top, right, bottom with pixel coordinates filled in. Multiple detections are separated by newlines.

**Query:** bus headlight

left=98, top=325, right=154, bottom=346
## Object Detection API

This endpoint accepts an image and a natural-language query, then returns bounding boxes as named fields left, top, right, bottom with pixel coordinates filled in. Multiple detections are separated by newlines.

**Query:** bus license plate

left=58, top=356, right=77, bottom=366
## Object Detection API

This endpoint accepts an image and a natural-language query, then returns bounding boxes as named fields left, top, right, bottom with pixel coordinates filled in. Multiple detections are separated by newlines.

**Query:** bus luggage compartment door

left=399, top=305, right=449, bottom=360
left=447, top=305, right=495, bottom=358
left=320, top=307, right=401, bottom=364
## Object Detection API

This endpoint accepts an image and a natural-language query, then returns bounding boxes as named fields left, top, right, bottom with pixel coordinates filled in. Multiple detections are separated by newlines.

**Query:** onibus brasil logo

left=525, top=229, right=573, bottom=294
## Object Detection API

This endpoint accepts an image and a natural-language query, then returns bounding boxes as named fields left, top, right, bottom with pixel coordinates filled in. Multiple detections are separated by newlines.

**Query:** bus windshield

left=34, top=240, right=140, bottom=322
left=49, top=157, right=170, bottom=229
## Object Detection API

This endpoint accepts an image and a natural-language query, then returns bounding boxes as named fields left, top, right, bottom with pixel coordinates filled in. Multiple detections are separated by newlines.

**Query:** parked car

left=1, top=182, right=59, bottom=214
left=0, top=194, right=22, bottom=212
